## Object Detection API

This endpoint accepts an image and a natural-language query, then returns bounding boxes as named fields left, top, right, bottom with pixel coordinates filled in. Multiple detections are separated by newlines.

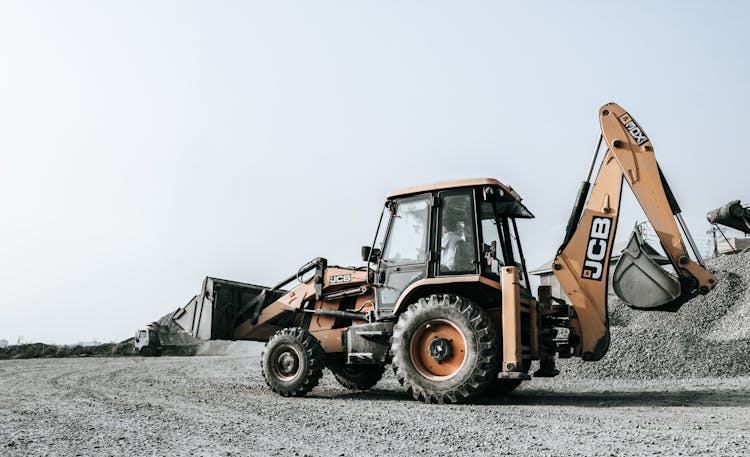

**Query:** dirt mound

left=0, top=340, right=137, bottom=360
left=561, top=251, right=750, bottom=379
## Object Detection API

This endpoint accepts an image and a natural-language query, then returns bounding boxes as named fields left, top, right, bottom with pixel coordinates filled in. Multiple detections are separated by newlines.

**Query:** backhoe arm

left=552, top=103, right=718, bottom=361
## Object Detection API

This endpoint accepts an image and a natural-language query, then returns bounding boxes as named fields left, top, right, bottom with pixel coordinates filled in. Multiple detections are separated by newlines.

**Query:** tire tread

left=261, top=327, right=325, bottom=397
left=391, top=294, right=499, bottom=404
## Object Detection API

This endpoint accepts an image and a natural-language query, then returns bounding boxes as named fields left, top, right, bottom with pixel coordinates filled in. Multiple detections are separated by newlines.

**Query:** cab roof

left=387, top=178, right=523, bottom=201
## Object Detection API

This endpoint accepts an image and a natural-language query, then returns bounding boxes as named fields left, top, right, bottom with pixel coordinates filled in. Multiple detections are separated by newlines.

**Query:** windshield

left=382, top=198, right=429, bottom=265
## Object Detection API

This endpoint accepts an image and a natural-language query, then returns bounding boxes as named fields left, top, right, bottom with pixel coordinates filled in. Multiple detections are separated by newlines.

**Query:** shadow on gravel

left=312, top=388, right=412, bottom=402
left=317, top=388, right=750, bottom=408
left=478, top=389, right=750, bottom=408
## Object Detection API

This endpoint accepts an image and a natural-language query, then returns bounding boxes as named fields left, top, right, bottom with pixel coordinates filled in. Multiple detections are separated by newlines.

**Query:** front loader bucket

left=612, top=229, right=681, bottom=310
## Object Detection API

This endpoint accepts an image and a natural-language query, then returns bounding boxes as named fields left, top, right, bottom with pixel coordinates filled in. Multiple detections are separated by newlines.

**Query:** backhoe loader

left=166, top=103, right=718, bottom=403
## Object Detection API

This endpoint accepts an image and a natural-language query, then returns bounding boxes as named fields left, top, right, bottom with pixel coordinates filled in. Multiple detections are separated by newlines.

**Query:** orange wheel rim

left=409, top=319, right=467, bottom=380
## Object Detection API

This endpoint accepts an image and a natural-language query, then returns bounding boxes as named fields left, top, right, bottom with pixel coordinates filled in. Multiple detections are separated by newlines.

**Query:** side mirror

left=361, top=246, right=381, bottom=262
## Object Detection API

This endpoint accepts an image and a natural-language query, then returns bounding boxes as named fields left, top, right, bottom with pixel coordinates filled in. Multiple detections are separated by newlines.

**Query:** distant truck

left=134, top=277, right=283, bottom=356
left=134, top=327, right=163, bottom=356
left=133, top=323, right=202, bottom=356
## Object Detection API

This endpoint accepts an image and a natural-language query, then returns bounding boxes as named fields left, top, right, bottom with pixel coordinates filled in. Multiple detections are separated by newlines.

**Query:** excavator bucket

left=612, top=228, right=681, bottom=310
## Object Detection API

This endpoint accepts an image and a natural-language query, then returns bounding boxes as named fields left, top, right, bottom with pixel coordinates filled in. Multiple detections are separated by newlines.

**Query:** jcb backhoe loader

left=177, top=103, right=718, bottom=403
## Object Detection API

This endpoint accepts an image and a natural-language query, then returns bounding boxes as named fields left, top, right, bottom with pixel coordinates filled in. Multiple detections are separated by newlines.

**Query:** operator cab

left=363, top=178, right=534, bottom=316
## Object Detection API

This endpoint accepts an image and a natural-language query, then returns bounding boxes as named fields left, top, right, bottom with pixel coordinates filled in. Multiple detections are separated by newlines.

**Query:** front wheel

left=261, top=327, right=325, bottom=397
left=391, top=295, right=499, bottom=404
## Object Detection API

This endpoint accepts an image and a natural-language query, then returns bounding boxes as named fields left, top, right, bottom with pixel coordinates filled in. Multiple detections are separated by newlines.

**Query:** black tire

left=261, top=327, right=325, bottom=397
left=391, top=295, right=499, bottom=404
left=330, top=364, right=386, bottom=391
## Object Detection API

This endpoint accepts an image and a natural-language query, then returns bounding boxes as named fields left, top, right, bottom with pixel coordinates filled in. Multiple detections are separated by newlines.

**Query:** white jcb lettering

left=590, top=218, right=611, bottom=239
left=582, top=216, right=613, bottom=281
left=586, top=239, right=607, bottom=261
left=583, top=259, right=603, bottom=280
left=329, top=274, right=352, bottom=284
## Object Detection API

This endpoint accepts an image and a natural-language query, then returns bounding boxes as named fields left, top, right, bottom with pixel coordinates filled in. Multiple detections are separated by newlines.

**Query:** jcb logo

left=619, top=114, right=649, bottom=146
left=582, top=216, right=612, bottom=281
left=329, top=274, right=352, bottom=284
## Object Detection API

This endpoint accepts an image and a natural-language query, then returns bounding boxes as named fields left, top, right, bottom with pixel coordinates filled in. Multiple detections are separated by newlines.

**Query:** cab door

left=436, top=190, right=479, bottom=276
left=376, top=194, right=431, bottom=314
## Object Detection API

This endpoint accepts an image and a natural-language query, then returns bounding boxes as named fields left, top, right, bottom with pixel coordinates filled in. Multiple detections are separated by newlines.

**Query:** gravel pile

left=560, top=251, right=750, bottom=379
left=0, top=340, right=137, bottom=360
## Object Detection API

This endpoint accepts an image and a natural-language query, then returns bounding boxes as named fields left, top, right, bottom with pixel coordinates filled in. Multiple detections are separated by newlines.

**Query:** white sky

left=1, top=1, right=748, bottom=344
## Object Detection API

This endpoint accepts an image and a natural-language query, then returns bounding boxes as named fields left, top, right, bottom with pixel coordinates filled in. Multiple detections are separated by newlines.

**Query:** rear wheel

left=330, top=364, right=385, bottom=390
left=391, top=295, right=499, bottom=404
left=262, top=327, right=325, bottom=397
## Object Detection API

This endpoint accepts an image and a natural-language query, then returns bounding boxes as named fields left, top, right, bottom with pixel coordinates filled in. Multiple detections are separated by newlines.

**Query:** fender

left=391, top=275, right=502, bottom=315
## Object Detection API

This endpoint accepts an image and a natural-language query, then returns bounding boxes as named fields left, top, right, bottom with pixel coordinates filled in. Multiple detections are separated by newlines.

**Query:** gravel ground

left=2, top=355, right=750, bottom=457
left=3, top=253, right=748, bottom=456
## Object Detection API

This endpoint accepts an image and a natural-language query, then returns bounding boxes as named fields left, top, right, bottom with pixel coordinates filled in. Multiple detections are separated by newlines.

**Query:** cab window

left=439, top=192, right=477, bottom=274
left=508, top=219, right=530, bottom=290
left=479, top=209, right=506, bottom=276
left=382, top=197, right=429, bottom=265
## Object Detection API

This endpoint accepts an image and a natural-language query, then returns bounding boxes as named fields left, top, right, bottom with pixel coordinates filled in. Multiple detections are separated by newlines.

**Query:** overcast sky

left=1, top=1, right=748, bottom=344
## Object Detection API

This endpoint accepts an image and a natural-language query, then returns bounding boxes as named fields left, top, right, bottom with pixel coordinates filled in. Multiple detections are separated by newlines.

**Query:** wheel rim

left=271, top=345, right=302, bottom=381
left=409, top=319, right=467, bottom=380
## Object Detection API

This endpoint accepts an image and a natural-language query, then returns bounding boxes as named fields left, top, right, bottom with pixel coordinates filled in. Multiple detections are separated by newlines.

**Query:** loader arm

left=552, top=103, right=718, bottom=361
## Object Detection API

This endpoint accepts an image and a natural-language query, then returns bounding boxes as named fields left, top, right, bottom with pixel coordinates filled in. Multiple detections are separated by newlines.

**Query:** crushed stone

left=560, top=251, right=750, bottom=379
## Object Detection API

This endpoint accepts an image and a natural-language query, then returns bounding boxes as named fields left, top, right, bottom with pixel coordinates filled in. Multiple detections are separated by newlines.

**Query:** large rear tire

left=261, top=327, right=325, bottom=397
left=391, top=295, right=499, bottom=404
left=330, top=364, right=385, bottom=391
